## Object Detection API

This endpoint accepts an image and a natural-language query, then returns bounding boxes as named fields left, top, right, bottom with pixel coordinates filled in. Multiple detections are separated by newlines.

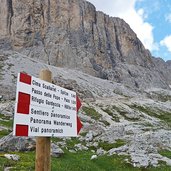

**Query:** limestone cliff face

left=0, top=0, right=170, bottom=89
left=0, top=0, right=13, bottom=38
left=152, top=57, right=171, bottom=85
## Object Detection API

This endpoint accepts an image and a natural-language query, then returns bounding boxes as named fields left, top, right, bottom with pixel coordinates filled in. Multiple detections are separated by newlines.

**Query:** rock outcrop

left=0, top=0, right=170, bottom=89
left=152, top=57, right=171, bottom=86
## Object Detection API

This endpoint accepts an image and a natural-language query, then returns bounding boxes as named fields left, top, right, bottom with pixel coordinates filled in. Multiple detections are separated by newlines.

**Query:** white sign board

left=13, top=73, right=82, bottom=137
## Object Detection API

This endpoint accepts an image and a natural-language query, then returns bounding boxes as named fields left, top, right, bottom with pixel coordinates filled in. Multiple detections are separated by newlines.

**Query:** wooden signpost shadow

left=35, top=69, right=52, bottom=171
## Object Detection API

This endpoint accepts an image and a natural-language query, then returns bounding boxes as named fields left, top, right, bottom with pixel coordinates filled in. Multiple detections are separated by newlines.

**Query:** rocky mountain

left=0, top=52, right=171, bottom=169
left=0, top=0, right=171, bottom=90
left=0, top=0, right=171, bottom=170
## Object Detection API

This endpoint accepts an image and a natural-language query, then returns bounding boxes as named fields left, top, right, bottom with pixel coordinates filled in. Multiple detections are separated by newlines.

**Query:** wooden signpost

left=36, top=69, right=52, bottom=171
left=13, top=69, right=83, bottom=171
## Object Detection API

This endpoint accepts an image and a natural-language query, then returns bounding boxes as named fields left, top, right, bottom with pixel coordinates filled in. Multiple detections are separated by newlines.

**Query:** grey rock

left=85, top=131, right=94, bottom=142
left=0, top=133, right=36, bottom=152
left=0, top=101, right=14, bottom=116
left=108, top=145, right=128, bottom=156
left=92, top=142, right=98, bottom=148
left=74, top=143, right=88, bottom=151
left=131, top=153, right=150, bottom=168
left=0, top=126, right=9, bottom=131
left=51, top=143, right=64, bottom=157
left=53, top=77, right=94, bottom=99
left=4, top=167, right=15, bottom=171
left=55, top=141, right=67, bottom=148
left=162, top=156, right=171, bottom=166
left=69, top=149, right=76, bottom=153
left=90, top=155, right=97, bottom=160
left=96, top=148, right=106, bottom=156
left=97, top=125, right=125, bottom=143
left=4, top=154, right=20, bottom=161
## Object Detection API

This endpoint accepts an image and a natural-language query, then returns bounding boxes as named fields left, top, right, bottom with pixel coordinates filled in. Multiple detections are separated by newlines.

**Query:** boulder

left=51, top=143, right=64, bottom=157
left=0, top=133, right=36, bottom=152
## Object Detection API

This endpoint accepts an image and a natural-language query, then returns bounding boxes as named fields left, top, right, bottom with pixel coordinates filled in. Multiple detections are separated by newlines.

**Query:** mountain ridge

left=0, top=0, right=171, bottom=89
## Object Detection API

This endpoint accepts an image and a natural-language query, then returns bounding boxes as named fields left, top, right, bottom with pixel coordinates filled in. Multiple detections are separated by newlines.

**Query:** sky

left=87, top=0, right=171, bottom=62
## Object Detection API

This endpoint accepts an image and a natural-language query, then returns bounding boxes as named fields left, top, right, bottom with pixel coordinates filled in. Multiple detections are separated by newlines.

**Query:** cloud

left=87, top=0, right=157, bottom=51
left=165, top=13, right=171, bottom=23
left=160, top=35, right=171, bottom=52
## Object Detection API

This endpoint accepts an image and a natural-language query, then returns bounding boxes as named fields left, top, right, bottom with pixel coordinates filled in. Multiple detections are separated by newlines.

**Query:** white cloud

left=165, top=13, right=171, bottom=23
left=87, top=0, right=157, bottom=51
left=160, top=35, right=171, bottom=52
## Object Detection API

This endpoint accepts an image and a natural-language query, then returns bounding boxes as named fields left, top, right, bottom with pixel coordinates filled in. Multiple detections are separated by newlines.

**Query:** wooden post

left=35, top=69, right=52, bottom=171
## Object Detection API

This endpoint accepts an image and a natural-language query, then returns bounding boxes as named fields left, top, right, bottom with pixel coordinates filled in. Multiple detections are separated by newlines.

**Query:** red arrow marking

left=77, top=116, right=82, bottom=134
left=20, top=72, right=31, bottom=85
left=76, top=96, right=83, bottom=134
left=76, top=96, right=82, bottom=112
left=16, top=124, right=28, bottom=136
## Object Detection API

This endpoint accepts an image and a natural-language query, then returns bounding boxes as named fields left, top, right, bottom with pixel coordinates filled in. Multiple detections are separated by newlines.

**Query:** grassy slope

left=0, top=103, right=171, bottom=171
left=0, top=114, right=13, bottom=138
left=130, top=104, right=171, bottom=127
left=0, top=151, right=171, bottom=171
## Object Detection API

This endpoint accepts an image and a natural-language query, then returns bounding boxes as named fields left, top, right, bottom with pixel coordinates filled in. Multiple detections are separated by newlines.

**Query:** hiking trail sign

left=13, top=72, right=82, bottom=137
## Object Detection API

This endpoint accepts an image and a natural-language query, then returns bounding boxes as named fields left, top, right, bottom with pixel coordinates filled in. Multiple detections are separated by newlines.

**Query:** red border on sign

left=17, top=92, right=30, bottom=114
left=20, top=73, right=31, bottom=85
left=15, top=124, right=28, bottom=136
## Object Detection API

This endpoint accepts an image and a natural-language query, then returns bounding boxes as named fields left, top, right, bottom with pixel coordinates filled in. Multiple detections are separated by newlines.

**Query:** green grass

left=130, top=105, right=171, bottom=127
left=0, top=152, right=35, bottom=171
left=102, top=108, right=120, bottom=122
left=0, top=114, right=11, bottom=120
left=159, top=150, right=171, bottom=159
left=0, top=114, right=13, bottom=128
left=0, top=155, right=16, bottom=171
left=0, top=129, right=11, bottom=138
left=65, top=137, right=81, bottom=148
left=146, top=92, right=171, bottom=102
left=101, top=120, right=110, bottom=126
left=102, top=108, right=114, bottom=116
left=112, top=105, right=139, bottom=122
left=0, top=109, right=171, bottom=170
left=0, top=114, right=13, bottom=138
left=80, top=132, right=88, bottom=137
left=52, top=151, right=134, bottom=171
left=52, top=151, right=171, bottom=171
left=82, top=106, right=101, bottom=120
left=0, top=150, right=171, bottom=171
left=0, top=119, right=13, bottom=128
left=51, top=137, right=63, bottom=143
